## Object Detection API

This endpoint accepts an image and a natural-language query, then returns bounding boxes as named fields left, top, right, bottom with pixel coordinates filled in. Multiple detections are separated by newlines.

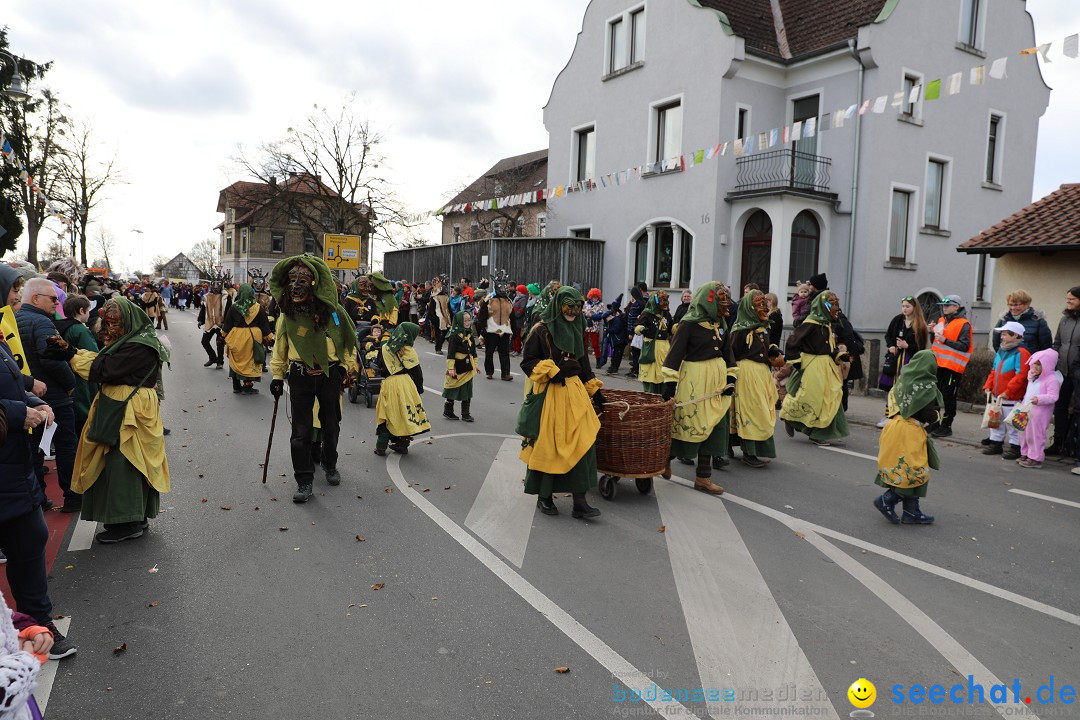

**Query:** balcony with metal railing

left=728, top=148, right=835, bottom=198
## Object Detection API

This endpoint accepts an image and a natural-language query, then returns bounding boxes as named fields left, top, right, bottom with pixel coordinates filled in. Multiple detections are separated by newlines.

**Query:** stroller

left=348, top=322, right=383, bottom=408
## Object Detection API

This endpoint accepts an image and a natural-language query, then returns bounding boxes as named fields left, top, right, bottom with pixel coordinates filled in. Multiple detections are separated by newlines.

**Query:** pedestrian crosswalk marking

left=32, top=615, right=69, bottom=712
left=464, top=438, right=536, bottom=568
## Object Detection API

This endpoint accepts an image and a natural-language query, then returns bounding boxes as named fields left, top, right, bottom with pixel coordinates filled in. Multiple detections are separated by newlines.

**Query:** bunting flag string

left=401, top=30, right=1078, bottom=223
left=0, top=131, right=74, bottom=235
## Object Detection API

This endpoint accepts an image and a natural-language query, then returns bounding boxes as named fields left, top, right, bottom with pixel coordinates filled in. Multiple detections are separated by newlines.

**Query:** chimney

left=289, top=171, right=298, bottom=178
left=269, top=176, right=277, bottom=189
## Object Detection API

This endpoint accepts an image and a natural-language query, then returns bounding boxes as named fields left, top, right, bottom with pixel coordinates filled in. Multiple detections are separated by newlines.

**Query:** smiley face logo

left=847, top=678, right=876, bottom=709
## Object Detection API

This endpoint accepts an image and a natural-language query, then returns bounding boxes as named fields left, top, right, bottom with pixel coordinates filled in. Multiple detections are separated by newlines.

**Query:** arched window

left=634, top=234, right=648, bottom=286
left=917, top=291, right=941, bottom=324
left=788, top=211, right=819, bottom=286
left=654, top=225, right=674, bottom=288
left=741, top=210, right=772, bottom=292
left=632, top=223, right=694, bottom=290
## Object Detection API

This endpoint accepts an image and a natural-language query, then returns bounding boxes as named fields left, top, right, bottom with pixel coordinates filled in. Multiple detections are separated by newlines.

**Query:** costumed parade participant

left=46, top=297, right=170, bottom=544
left=249, top=268, right=277, bottom=371
left=198, top=270, right=231, bottom=369
left=427, top=277, right=452, bottom=354
left=267, top=256, right=357, bottom=503
left=636, top=291, right=672, bottom=394
left=518, top=286, right=605, bottom=519
left=366, top=271, right=399, bottom=329
left=530, top=281, right=561, bottom=327
left=661, top=282, right=735, bottom=494
left=477, top=276, right=515, bottom=381
left=344, top=274, right=378, bottom=324
left=779, top=291, right=851, bottom=446
left=873, top=350, right=942, bottom=525
left=729, top=290, right=782, bottom=468
left=374, top=322, right=430, bottom=455
left=222, top=284, right=273, bottom=395
left=442, top=311, right=478, bottom=421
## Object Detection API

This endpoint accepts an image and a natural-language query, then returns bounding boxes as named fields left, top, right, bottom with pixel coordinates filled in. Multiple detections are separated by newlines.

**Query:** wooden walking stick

left=262, top=393, right=281, bottom=484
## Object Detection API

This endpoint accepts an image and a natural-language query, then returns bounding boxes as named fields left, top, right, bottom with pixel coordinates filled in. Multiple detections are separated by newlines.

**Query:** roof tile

left=958, top=184, right=1080, bottom=253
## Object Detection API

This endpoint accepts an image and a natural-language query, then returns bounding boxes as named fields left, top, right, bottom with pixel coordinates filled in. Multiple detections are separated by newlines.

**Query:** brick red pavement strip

left=0, top=459, right=78, bottom=609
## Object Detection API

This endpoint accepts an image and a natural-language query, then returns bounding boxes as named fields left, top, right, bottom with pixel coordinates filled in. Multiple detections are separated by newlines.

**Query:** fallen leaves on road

left=384, top=487, right=393, bottom=494
left=555, top=667, right=570, bottom=674
left=270, top=497, right=278, bottom=501
left=444, top=486, right=451, bottom=490
left=64, top=565, right=73, bottom=570
left=198, top=474, right=204, bottom=479
left=52, top=614, right=65, bottom=620
left=423, top=488, right=430, bottom=493
left=200, top=498, right=208, bottom=503
left=148, top=601, right=159, bottom=608
left=254, top=506, right=260, bottom=511
left=113, top=642, right=127, bottom=654
left=371, top=583, right=385, bottom=591
left=148, top=565, right=159, bottom=574
left=794, top=531, right=806, bottom=539
left=658, top=525, right=666, bottom=533
left=971, top=537, right=977, bottom=542
left=356, top=496, right=363, bottom=500
left=355, top=534, right=365, bottom=542
left=279, top=526, right=288, bottom=531
left=220, top=505, right=231, bottom=511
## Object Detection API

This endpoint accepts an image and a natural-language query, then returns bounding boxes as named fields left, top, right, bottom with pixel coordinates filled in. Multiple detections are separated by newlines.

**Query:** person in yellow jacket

left=518, top=286, right=605, bottom=519
left=268, top=255, right=358, bottom=503
left=442, top=311, right=478, bottom=421
left=374, top=323, right=430, bottom=455
left=46, top=297, right=170, bottom=544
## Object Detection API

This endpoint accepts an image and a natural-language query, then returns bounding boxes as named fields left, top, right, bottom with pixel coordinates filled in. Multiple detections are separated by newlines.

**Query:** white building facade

left=543, top=0, right=1049, bottom=332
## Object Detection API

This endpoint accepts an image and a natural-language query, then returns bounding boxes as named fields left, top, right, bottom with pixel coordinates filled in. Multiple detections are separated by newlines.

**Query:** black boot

left=232, top=377, right=243, bottom=394
left=900, top=497, right=934, bottom=524
left=324, top=466, right=341, bottom=486
left=1002, top=443, right=1021, bottom=460
left=443, top=400, right=458, bottom=420
left=292, top=482, right=314, bottom=503
left=460, top=401, right=474, bottom=423
left=537, top=496, right=558, bottom=516
left=873, top=489, right=902, bottom=524
left=981, top=440, right=1003, bottom=455
left=571, top=492, right=601, bottom=519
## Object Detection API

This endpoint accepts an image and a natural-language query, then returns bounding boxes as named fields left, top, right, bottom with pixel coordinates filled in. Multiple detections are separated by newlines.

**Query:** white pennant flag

left=872, top=95, right=888, bottom=113
left=970, top=65, right=986, bottom=85
left=1064, top=34, right=1079, bottom=58
left=791, top=121, right=802, bottom=139
left=892, top=91, right=905, bottom=109
left=946, top=72, right=963, bottom=95
left=908, top=84, right=922, bottom=105
left=989, top=57, right=1008, bottom=79
left=858, top=99, right=872, bottom=116
left=844, top=104, right=858, bottom=119
left=804, top=117, right=817, bottom=138
left=1037, top=43, right=1052, bottom=63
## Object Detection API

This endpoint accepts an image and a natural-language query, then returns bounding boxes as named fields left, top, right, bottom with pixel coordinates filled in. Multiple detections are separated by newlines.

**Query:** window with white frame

left=452, top=224, right=460, bottom=243
left=514, top=216, right=524, bottom=237
left=288, top=208, right=301, bottom=225
left=654, top=100, right=682, bottom=163
left=902, top=73, right=922, bottom=119
left=923, top=158, right=949, bottom=229
left=470, top=221, right=480, bottom=241
left=575, top=126, right=595, bottom=183
left=737, top=107, right=750, bottom=141
left=492, top=219, right=502, bottom=238
left=225, top=231, right=233, bottom=254
left=241, top=228, right=248, bottom=253
left=986, top=114, right=1004, bottom=184
left=976, top=254, right=988, bottom=301
left=889, top=190, right=913, bottom=263
left=537, top=215, right=547, bottom=237
left=271, top=231, right=285, bottom=253
left=960, top=0, right=983, bottom=49
left=609, top=17, right=626, bottom=73
left=630, top=8, right=646, bottom=64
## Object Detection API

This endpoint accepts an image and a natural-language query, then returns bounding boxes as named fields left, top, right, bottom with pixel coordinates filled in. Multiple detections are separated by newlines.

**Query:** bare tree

left=39, top=237, right=69, bottom=266
left=187, top=237, right=220, bottom=275
left=56, top=118, right=122, bottom=266
left=151, top=255, right=170, bottom=275
left=441, top=150, right=549, bottom=243
left=92, top=226, right=118, bottom=273
left=232, top=96, right=422, bottom=262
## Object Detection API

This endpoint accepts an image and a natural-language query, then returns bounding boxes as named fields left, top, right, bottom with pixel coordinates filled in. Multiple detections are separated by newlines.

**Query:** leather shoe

left=694, top=477, right=724, bottom=494
left=572, top=503, right=601, bottom=519
left=537, top=496, right=558, bottom=515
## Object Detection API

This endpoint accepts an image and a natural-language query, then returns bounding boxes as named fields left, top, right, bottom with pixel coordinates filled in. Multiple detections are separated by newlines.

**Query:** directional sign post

left=323, top=234, right=361, bottom=270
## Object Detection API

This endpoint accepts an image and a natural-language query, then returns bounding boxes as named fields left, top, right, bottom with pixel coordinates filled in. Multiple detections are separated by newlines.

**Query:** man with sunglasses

left=15, top=279, right=80, bottom=512
left=929, top=295, right=972, bottom=439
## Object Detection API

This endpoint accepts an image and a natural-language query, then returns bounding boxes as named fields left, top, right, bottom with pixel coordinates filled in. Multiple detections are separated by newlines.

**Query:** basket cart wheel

left=365, top=389, right=373, bottom=408
left=635, top=477, right=653, bottom=495
left=348, top=382, right=359, bottom=404
left=598, top=474, right=618, bottom=500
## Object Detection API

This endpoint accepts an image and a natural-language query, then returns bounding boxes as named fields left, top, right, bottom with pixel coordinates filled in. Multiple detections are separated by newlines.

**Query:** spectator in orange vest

left=929, top=295, right=972, bottom=438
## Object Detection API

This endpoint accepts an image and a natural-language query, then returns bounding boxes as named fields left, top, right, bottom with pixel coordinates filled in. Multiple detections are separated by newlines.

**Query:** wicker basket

left=595, top=389, right=674, bottom=478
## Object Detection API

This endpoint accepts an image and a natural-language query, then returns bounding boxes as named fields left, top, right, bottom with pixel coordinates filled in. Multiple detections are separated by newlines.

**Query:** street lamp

left=0, top=49, right=31, bottom=102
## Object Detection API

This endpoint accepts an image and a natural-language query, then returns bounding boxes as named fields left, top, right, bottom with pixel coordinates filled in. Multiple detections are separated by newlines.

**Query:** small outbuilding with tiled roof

left=958, top=183, right=1080, bottom=324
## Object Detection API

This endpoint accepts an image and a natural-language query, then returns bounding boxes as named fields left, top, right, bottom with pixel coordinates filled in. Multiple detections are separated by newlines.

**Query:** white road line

left=386, top=450, right=691, bottom=719
left=423, top=386, right=443, bottom=396
left=819, top=446, right=878, bottom=461
left=803, top=531, right=1040, bottom=719
left=1008, top=489, right=1080, bottom=510
left=665, top=475, right=1080, bottom=629
left=68, top=518, right=98, bottom=552
left=464, top=438, right=536, bottom=568
left=654, top=480, right=839, bottom=720
left=32, top=615, right=70, bottom=712
left=424, top=352, right=518, bottom=375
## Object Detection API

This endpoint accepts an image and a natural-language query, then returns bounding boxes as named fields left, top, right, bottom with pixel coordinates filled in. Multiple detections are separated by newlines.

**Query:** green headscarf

left=804, top=291, right=836, bottom=327
left=642, top=293, right=665, bottom=317
left=368, top=271, right=399, bottom=320
left=269, top=255, right=357, bottom=375
left=386, top=322, right=420, bottom=355
left=533, top=281, right=559, bottom=320
left=679, top=282, right=728, bottom=325
left=233, top=284, right=257, bottom=317
left=449, top=310, right=471, bottom=338
left=101, top=297, right=171, bottom=365
left=730, top=290, right=769, bottom=333
left=541, top=286, right=585, bottom=357
left=890, top=349, right=943, bottom=419
left=526, top=283, right=541, bottom=296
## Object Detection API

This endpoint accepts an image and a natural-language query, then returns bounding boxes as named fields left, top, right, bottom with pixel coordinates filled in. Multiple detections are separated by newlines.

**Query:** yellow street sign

left=323, top=234, right=361, bottom=269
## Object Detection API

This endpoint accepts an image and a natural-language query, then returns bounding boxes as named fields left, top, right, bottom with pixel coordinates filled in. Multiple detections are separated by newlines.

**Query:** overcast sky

left=2, top=0, right=1077, bottom=273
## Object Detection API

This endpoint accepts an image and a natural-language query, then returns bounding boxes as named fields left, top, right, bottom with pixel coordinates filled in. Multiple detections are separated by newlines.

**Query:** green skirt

left=788, top=407, right=849, bottom=442
left=671, top=415, right=730, bottom=459
left=740, top=437, right=777, bottom=459
left=524, top=446, right=598, bottom=496
left=442, top=379, right=474, bottom=401
left=81, top=449, right=160, bottom=524
left=230, top=368, right=262, bottom=382
left=642, top=382, right=663, bottom=394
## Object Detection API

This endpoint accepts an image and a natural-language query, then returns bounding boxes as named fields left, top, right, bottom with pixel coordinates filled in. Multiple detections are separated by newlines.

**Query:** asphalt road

left=36, top=309, right=1080, bottom=720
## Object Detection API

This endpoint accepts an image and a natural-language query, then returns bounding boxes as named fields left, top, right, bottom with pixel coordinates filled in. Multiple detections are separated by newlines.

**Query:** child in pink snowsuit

left=1018, top=348, right=1061, bottom=469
